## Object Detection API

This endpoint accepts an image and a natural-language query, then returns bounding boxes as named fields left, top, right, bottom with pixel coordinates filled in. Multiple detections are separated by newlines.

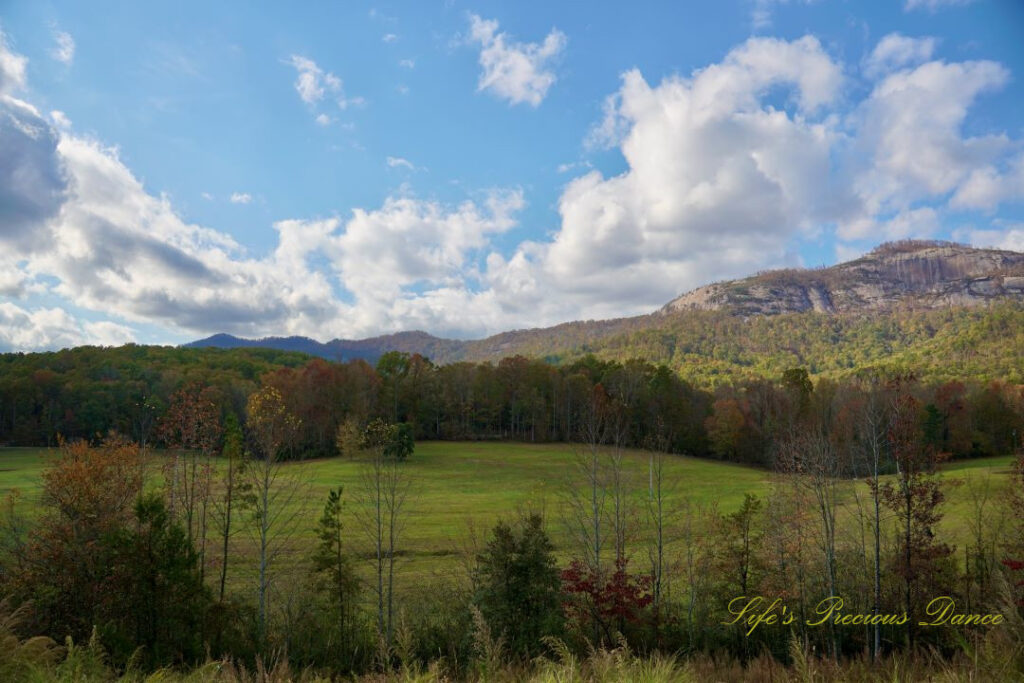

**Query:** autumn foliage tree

left=158, top=382, right=223, bottom=581
left=875, top=376, right=953, bottom=648
left=10, top=435, right=144, bottom=643
left=560, top=557, right=652, bottom=647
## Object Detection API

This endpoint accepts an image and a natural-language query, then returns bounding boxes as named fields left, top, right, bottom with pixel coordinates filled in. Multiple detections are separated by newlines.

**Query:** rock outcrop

left=660, top=241, right=1024, bottom=317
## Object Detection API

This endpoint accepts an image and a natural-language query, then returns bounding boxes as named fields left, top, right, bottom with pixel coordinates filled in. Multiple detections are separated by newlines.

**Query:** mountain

left=186, top=240, right=1024, bottom=372
left=661, top=240, right=1024, bottom=316
left=187, top=330, right=466, bottom=363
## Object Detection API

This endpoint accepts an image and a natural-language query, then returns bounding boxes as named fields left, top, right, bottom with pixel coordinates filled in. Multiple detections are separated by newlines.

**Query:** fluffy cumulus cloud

left=0, top=30, right=68, bottom=301
left=0, top=302, right=134, bottom=352
left=483, top=36, right=847, bottom=319
left=468, top=14, right=566, bottom=107
left=483, top=33, right=1024, bottom=323
left=2, top=31, right=1023, bottom=351
left=840, top=58, right=1013, bottom=237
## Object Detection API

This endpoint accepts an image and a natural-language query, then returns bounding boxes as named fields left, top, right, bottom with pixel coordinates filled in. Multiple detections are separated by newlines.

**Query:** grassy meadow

left=0, top=442, right=1016, bottom=588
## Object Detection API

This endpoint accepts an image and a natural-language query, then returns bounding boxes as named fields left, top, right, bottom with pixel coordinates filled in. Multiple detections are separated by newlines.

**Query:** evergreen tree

left=473, top=514, right=562, bottom=659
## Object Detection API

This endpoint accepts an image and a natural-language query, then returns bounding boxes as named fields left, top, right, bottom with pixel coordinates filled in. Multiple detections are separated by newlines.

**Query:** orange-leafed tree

left=158, top=382, right=223, bottom=583
left=14, top=434, right=144, bottom=641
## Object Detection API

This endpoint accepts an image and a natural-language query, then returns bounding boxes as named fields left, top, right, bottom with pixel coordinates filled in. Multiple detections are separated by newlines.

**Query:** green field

left=0, top=442, right=1016, bottom=590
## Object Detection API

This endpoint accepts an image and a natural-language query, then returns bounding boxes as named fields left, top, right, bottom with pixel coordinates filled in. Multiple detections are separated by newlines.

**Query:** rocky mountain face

left=660, top=241, right=1024, bottom=316
left=188, top=241, right=1024, bottom=363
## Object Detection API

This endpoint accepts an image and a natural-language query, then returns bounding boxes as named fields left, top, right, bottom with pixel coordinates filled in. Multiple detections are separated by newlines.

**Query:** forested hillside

left=1, top=339, right=1020, bottom=466
left=562, top=302, right=1024, bottom=386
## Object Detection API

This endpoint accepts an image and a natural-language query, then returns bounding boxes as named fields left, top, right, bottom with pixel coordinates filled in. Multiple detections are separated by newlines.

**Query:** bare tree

left=354, top=421, right=412, bottom=653
left=644, top=426, right=680, bottom=635
left=210, top=412, right=247, bottom=603
left=158, top=383, right=223, bottom=584
left=245, top=385, right=306, bottom=646
left=777, top=426, right=841, bottom=658
left=562, top=386, right=613, bottom=575
left=679, top=500, right=713, bottom=650
left=963, top=471, right=1006, bottom=611
left=856, top=379, right=888, bottom=660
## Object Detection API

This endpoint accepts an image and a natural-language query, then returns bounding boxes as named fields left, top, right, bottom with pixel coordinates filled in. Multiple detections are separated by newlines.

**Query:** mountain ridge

left=185, top=240, right=1024, bottom=365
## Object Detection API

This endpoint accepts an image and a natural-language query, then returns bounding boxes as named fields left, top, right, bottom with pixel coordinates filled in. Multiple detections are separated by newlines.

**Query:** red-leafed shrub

left=560, top=557, right=653, bottom=646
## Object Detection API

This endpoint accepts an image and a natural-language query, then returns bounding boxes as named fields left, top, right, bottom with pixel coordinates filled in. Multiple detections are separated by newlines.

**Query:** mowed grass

left=0, top=443, right=1016, bottom=586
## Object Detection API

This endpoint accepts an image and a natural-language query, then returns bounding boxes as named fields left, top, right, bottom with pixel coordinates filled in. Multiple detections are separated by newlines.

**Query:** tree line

left=1, top=345, right=1020, bottom=467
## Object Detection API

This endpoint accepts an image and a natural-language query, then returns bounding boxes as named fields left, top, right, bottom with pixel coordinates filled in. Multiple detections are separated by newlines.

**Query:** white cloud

left=905, top=0, right=976, bottom=11
left=286, top=55, right=339, bottom=104
left=468, top=14, right=566, bottom=107
left=382, top=33, right=398, bottom=43
left=0, top=29, right=28, bottom=95
left=229, top=192, right=252, bottom=204
left=337, top=94, right=366, bottom=110
left=201, top=192, right=213, bottom=201
left=386, top=156, right=416, bottom=171
left=315, top=113, right=332, bottom=126
left=0, top=96, right=67, bottom=252
left=838, top=207, right=942, bottom=242
left=953, top=222, right=1024, bottom=252
left=480, top=35, right=846, bottom=320
left=863, top=33, right=937, bottom=78
left=751, top=0, right=816, bottom=30
left=557, top=160, right=592, bottom=174
left=0, top=302, right=134, bottom=351
left=847, top=59, right=1011, bottom=217
left=331, top=190, right=522, bottom=306
left=949, top=153, right=1024, bottom=211
left=51, top=30, right=75, bottom=65
left=287, top=54, right=362, bottom=113
left=834, top=243, right=867, bottom=263
left=399, top=59, right=415, bottom=69
left=50, top=110, right=71, bottom=129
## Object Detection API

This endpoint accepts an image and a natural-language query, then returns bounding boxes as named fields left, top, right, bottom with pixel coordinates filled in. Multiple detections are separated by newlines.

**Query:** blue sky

left=0, top=0, right=1022, bottom=350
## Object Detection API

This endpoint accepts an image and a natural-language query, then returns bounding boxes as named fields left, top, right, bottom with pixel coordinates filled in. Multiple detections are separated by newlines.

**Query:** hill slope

left=186, top=240, right=1024, bottom=380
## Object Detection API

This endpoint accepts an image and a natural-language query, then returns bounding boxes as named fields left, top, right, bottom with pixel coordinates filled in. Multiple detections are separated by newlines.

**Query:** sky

left=0, top=0, right=1023, bottom=351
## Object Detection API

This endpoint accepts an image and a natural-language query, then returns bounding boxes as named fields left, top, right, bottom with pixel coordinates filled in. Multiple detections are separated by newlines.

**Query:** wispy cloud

left=905, top=0, right=976, bottom=11
left=386, top=156, right=418, bottom=171
left=286, top=54, right=341, bottom=104
left=230, top=192, right=252, bottom=204
left=467, top=14, right=566, bottom=107
left=286, top=54, right=364, bottom=120
left=51, top=30, right=75, bottom=65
